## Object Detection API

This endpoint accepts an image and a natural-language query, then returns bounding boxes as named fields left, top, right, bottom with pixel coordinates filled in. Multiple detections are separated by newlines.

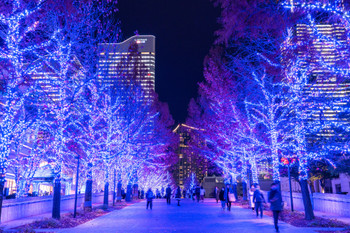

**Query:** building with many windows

left=98, top=35, right=156, bottom=100
left=281, top=0, right=350, bottom=194
left=283, top=0, right=350, bottom=143
left=173, top=124, right=208, bottom=189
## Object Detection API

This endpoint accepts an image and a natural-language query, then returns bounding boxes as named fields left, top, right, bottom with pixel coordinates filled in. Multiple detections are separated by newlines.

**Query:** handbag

left=228, top=193, right=236, bottom=202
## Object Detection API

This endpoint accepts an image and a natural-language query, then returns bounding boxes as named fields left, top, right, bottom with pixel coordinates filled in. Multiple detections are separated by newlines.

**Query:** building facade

left=98, top=35, right=156, bottom=100
left=173, top=124, right=208, bottom=189
left=283, top=0, right=350, bottom=145
left=279, top=0, right=350, bottom=195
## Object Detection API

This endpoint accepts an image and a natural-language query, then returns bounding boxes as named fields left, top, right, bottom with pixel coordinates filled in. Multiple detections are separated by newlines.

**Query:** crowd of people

left=214, top=182, right=282, bottom=233
left=145, top=184, right=208, bottom=209
left=143, top=182, right=282, bottom=232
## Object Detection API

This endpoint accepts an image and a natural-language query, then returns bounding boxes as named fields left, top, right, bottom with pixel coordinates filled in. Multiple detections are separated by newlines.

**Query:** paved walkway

left=314, top=210, right=350, bottom=225
left=55, top=199, right=319, bottom=233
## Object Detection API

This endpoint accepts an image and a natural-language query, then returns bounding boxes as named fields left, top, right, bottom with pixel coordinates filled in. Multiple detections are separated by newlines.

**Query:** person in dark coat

left=175, top=186, right=182, bottom=206
left=224, top=184, right=232, bottom=211
left=195, top=185, right=200, bottom=202
left=166, top=185, right=172, bottom=204
left=191, top=188, right=195, bottom=201
left=219, top=187, right=226, bottom=210
left=253, top=185, right=265, bottom=218
left=268, top=183, right=283, bottom=232
left=146, top=188, right=154, bottom=210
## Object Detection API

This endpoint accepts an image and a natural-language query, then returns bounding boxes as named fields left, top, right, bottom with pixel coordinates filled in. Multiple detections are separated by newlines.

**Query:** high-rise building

left=284, top=0, right=350, bottom=143
left=173, top=124, right=208, bottom=188
left=98, top=35, right=156, bottom=99
left=31, top=56, right=85, bottom=103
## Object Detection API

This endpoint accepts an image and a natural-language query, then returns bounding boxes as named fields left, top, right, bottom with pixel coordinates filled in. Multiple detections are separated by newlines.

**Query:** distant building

left=173, top=124, right=208, bottom=189
left=280, top=0, right=350, bottom=196
left=280, top=173, right=350, bottom=195
left=98, top=35, right=156, bottom=100
left=201, top=176, right=224, bottom=198
left=283, top=0, right=350, bottom=144
left=31, top=56, right=85, bottom=103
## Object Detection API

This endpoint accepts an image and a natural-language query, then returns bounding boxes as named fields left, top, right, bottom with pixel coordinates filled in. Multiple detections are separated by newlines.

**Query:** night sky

left=117, top=0, right=220, bottom=123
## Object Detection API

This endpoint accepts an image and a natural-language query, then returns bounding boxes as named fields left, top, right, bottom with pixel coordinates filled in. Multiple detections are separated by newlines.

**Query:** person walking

left=214, top=187, right=219, bottom=203
left=195, top=185, right=201, bottom=202
left=249, top=185, right=256, bottom=211
left=166, top=185, right=172, bottom=205
left=146, top=188, right=154, bottom=210
left=253, top=185, right=265, bottom=218
left=224, top=184, right=232, bottom=211
left=200, top=186, right=205, bottom=202
left=268, top=183, right=283, bottom=232
left=191, top=188, right=195, bottom=201
left=219, top=187, right=226, bottom=210
left=175, top=186, right=182, bottom=206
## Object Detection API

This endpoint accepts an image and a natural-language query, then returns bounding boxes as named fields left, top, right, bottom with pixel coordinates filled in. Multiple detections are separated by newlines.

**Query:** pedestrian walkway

left=55, top=198, right=319, bottom=233
left=313, top=210, right=350, bottom=225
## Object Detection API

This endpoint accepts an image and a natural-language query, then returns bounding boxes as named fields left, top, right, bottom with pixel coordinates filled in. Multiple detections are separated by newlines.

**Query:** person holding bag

left=225, top=184, right=233, bottom=211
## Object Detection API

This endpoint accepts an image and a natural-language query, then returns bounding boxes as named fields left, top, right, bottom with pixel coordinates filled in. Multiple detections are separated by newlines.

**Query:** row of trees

left=0, top=0, right=177, bottom=221
left=188, top=0, right=350, bottom=220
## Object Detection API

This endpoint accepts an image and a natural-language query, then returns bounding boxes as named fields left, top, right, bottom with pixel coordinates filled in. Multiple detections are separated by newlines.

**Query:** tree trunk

left=300, top=179, right=314, bottom=220
left=117, top=181, right=122, bottom=202
left=232, top=183, right=238, bottom=200
left=126, top=183, right=132, bottom=202
left=133, top=184, right=138, bottom=200
left=103, top=182, right=109, bottom=209
left=52, top=179, right=61, bottom=219
left=84, top=179, right=92, bottom=211
left=84, top=164, right=93, bottom=211
left=242, top=181, right=247, bottom=201
left=113, top=169, right=116, bottom=206
left=0, top=174, right=5, bottom=224
left=24, top=180, right=31, bottom=196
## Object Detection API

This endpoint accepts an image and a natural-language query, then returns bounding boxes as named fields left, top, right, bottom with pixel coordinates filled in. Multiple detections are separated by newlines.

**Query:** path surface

left=56, top=198, right=318, bottom=233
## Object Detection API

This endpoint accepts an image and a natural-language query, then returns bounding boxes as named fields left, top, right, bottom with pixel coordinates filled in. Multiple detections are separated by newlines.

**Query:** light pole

left=113, top=168, right=116, bottom=206
left=73, top=155, right=80, bottom=218
left=283, top=157, right=295, bottom=212
left=287, top=160, right=294, bottom=212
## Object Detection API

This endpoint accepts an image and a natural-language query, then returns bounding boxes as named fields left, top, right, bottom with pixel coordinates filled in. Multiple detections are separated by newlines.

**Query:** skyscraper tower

left=283, top=0, right=350, bottom=143
left=98, top=35, right=156, bottom=100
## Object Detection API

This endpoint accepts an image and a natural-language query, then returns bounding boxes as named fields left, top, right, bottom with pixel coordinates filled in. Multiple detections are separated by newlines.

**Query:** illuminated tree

left=277, top=0, right=350, bottom=219
left=10, top=121, right=51, bottom=198
left=0, top=0, right=58, bottom=221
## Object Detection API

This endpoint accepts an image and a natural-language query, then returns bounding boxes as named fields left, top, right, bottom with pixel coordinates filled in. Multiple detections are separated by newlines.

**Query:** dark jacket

left=253, top=190, right=265, bottom=203
left=219, top=190, right=225, bottom=201
left=166, top=187, right=172, bottom=197
left=195, top=187, right=200, bottom=195
left=146, top=190, right=154, bottom=201
left=268, top=189, right=283, bottom=211
left=224, top=187, right=229, bottom=202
